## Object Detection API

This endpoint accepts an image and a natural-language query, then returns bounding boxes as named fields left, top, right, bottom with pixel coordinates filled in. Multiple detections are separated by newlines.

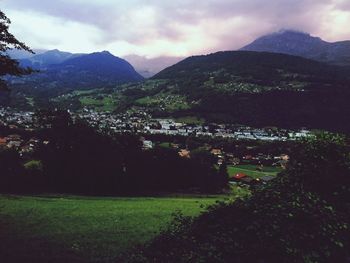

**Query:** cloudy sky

left=2, top=0, right=350, bottom=58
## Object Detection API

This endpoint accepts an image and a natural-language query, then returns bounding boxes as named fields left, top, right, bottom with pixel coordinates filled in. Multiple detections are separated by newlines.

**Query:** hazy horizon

left=2, top=0, right=350, bottom=58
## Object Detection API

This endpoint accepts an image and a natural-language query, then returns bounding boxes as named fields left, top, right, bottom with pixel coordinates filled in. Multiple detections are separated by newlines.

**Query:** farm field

left=0, top=195, right=223, bottom=263
left=79, top=96, right=117, bottom=112
left=228, top=164, right=283, bottom=179
left=174, top=116, right=205, bottom=125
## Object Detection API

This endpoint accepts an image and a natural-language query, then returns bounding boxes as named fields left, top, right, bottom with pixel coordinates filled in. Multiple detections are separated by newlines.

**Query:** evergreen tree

left=218, top=161, right=229, bottom=189
left=0, top=9, right=33, bottom=91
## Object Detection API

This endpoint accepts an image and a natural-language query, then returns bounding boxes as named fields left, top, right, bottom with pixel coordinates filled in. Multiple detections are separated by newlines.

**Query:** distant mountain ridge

left=123, top=55, right=184, bottom=78
left=241, top=30, right=350, bottom=66
left=9, top=50, right=144, bottom=98
left=53, top=51, right=144, bottom=82
left=19, top=49, right=84, bottom=69
left=5, top=49, right=46, bottom=59
left=7, top=49, right=184, bottom=78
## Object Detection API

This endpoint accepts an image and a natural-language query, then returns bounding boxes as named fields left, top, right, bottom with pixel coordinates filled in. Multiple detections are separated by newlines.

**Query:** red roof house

left=233, top=173, right=247, bottom=180
left=0, top=137, right=6, bottom=145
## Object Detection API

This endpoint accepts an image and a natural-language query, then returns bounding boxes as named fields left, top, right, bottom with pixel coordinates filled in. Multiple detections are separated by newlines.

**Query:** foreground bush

left=123, top=134, right=350, bottom=263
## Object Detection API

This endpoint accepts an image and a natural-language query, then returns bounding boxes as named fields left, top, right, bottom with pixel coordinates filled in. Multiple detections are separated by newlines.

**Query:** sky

left=2, top=0, right=350, bottom=58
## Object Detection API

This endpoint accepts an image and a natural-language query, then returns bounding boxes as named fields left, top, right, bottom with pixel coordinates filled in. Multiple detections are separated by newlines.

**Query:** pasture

left=0, top=195, right=222, bottom=263
left=228, top=164, right=283, bottom=179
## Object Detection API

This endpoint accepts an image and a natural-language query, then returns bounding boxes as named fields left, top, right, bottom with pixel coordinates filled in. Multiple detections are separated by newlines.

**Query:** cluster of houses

left=0, top=107, right=292, bottom=187
left=210, top=147, right=289, bottom=167
left=77, top=108, right=313, bottom=141
left=0, top=107, right=313, bottom=142
left=208, top=148, right=288, bottom=185
left=0, top=106, right=310, bottom=163
left=230, top=173, right=275, bottom=185
left=0, top=134, right=47, bottom=156
left=177, top=143, right=288, bottom=185
left=0, top=108, right=41, bottom=155
left=0, top=107, right=36, bottom=131
left=140, top=136, right=289, bottom=168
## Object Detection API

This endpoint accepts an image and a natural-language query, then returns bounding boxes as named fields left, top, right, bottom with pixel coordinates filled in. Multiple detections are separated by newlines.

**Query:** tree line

left=0, top=110, right=228, bottom=195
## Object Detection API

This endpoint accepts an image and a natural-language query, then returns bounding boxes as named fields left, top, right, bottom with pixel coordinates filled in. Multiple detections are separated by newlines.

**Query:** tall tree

left=0, top=9, right=33, bottom=91
left=218, top=161, right=229, bottom=189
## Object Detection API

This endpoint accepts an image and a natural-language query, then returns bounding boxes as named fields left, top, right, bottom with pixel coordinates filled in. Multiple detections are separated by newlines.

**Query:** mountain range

left=7, top=51, right=143, bottom=100
left=47, top=50, right=349, bottom=131
left=3, top=30, right=350, bottom=132
left=241, top=30, right=350, bottom=66
left=8, top=29, right=350, bottom=78
left=7, top=49, right=184, bottom=78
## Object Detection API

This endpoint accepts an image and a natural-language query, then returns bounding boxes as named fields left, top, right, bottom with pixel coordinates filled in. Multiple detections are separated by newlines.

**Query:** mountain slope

left=154, top=51, right=346, bottom=87
left=57, top=51, right=143, bottom=81
left=120, top=51, right=350, bottom=131
left=8, top=51, right=144, bottom=99
left=241, top=30, right=350, bottom=66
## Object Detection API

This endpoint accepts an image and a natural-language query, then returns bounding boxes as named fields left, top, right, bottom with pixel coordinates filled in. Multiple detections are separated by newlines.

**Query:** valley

left=4, top=49, right=350, bottom=132
left=1, top=12, right=350, bottom=263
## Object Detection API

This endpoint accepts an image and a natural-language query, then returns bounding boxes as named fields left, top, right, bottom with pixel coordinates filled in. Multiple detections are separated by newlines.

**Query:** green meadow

left=228, top=164, right=283, bottom=179
left=0, top=195, right=222, bottom=263
left=79, top=96, right=117, bottom=112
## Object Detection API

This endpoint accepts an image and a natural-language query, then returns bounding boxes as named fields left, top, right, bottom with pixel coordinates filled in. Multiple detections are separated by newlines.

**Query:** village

left=76, top=108, right=312, bottom=141
left=0, top=107, right=313, bottom=141
left=0, top=107, right=300, bottom=185
left=142, top=139, right=289, bottom=185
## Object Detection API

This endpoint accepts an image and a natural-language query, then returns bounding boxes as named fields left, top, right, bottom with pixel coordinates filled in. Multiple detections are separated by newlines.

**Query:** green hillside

left=123, top=51, right=350, bottom=132
left=154, top=51, right=345, bottom=84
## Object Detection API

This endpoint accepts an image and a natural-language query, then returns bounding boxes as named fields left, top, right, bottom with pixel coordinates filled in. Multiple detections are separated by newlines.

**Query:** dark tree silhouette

left=217, top=161, right=229, bottom=189
left=0, top=9, right=33, bottom=91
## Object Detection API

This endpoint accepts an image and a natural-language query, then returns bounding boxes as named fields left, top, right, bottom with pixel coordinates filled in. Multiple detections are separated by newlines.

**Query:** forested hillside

left=113, top=51, right=350, bottom=132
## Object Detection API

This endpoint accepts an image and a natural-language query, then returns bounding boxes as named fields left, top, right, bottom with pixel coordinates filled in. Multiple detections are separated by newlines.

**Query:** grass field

left=158, top=142, right=172, bottom=148
left=175, top=116, right=205, bottom=125
left=0, top=195, right=222, bottom=263
left=228, top=164, right=283, bottom=179
left=135, top=93, right=190, bottom=112
left=79, top=96, right=117, bottom=112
